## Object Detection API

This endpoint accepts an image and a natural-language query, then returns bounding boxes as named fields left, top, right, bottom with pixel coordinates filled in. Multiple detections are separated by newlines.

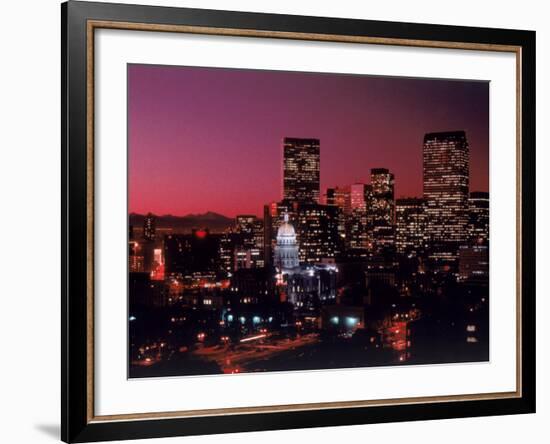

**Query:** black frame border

left=62, top=1, right=536, bottom=442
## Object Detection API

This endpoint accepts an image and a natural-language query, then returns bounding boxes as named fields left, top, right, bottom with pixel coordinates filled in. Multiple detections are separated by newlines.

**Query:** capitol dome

left=274, top=213, right=300, bottom=270
left=277, top=213, right=296, bottom=238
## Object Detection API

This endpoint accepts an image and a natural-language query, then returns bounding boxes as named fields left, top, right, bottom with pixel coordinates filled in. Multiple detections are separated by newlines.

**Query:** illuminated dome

left=277, top=213, right=296, bottom=239
left=275, top=213, right=300, bottom=270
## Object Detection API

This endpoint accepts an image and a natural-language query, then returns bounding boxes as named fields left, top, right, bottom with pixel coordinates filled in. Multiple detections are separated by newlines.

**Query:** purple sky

left=128, top=64, right=489, bottom=218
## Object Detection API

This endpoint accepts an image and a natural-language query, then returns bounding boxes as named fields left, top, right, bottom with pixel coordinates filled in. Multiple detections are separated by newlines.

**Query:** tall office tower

left=283, top=137, right=320, bottom=203
left=395, top=198, right=427, bottom=255
left=350, top=183, right=367, bottom=211
left=468, top=191, right=489, bottom=244
left=336, top=185, right=352, bottom=215
left=325, top=188, right=346, bottom=252
left=325, top=185, right=351, bottom=214
left=423, top=131, right=469, bottom=256
left=143, top=212, right=156, bottom=241
left=371, top=168, right=395, bottom=250
left=371, top=169, right=395, bottom=223
left=347, top=209, right=369, bottom=250
left=296, top=204, right=339, bottom=264
left=346, top=183, right=369, bottom=249
left=232, top=215, right=264, bottom=269
left=364, top=184, right=375, bottom=248
left=363, top=184, right=374, bottom=211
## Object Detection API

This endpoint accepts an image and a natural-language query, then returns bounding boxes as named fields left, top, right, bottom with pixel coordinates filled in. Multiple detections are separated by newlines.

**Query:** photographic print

left=127, top=64, right=489, bottom=378
left=63, top=5, right=535, bottom=440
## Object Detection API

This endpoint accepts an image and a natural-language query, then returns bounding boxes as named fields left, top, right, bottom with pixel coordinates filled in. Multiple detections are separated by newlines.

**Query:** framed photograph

left=62, top=1, right=535, bottom=442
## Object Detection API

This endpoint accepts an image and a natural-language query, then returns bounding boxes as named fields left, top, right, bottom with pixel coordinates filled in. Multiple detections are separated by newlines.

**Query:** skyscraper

left=324, top=187, right=346, bottom=253
left=283, top=137, right=320, bottom=204
left=371, top=168, right=395, bottom=223
left=395, top=198, right=427, bottom=254
left=296, top=203, right=339, bottom=263
left=468, top=191, right=489, bottom=244
left=347, top=183, right=369, bottom=250
left=350, top=183, right=367, bottom=211
left=371, top=168, right=395, bottom=251
left=327, top=185, right=351, bottom=216
left=423, top=131, right=469, bottom=254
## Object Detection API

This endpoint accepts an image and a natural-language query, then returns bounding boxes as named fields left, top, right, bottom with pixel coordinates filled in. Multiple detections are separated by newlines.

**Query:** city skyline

left=128, top=66, right=490, bottom=377
left=128, top=64, right=489, bottom=218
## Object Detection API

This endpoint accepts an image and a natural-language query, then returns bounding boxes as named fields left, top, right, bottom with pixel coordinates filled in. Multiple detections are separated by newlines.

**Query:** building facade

left=371, top=168, right=395, bottom=251
left=283, top=137, right=320, bottom=203
left=423, top=131, right=470, bottom=258
left=458, top=245, right=489, bottom=283
left=395, top=198, right=427, bottom=254
left=325, top=186, right=349, bottom=243
left=468, top=191, right=489, bottom=244
left=296, top=203, right=339, bottom=263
